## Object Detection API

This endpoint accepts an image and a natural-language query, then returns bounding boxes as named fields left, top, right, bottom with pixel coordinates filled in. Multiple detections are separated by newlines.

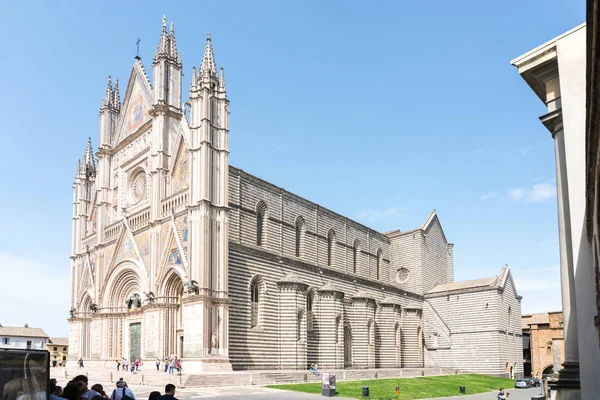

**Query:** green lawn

left=268, top=374, right=515, bottom=400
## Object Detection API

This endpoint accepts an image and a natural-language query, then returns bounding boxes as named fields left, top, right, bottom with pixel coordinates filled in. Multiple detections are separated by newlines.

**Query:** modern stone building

left=512, top=22, right=600, bottom=398
left=68, top=16, right=523, bottom=376
left=522, top=312, right=564, bottom=378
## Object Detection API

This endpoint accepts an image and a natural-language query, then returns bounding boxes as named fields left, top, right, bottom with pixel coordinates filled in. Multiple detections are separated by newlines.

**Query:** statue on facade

left=184, top=280, right=199, bottom=295
left=126, top=293, right=142, bottom=310
left=145, top=291, right=156, bottom=303
left=90, top=303, right=99, bottom=313
left=69, top=307, right=77, bottom=318
left=211, top=332, right=218, bottom=352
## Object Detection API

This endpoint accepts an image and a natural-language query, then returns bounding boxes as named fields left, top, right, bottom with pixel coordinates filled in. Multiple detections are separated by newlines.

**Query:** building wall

left=420, top=217, right=452, bottom=294
left=48, top=344, right=69, bottom=366
left=523, top=312, right=565, bottom=378
left=556, top=27, right=600, bottom=395
left=0, top=336, right=47, bottom=350
left=228, top=244, right=420, bottom=370
left=423, top=272, right=523, bottom=378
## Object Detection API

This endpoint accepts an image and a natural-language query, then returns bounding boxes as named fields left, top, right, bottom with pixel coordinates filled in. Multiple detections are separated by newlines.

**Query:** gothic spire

left=83, top=137, right=96, bottom=176
left=156, top=15, right=169, bottom=56
left=200, top=33, right=217, bottom=77
left=102, top=75, right=113, bottom=108
left=112, top=78, right=121, bottom=111
left=218, top=65, right=226, bottom=91
left=190, top=65, right=197, bottom=91
left=169, top=21, right=179, bottom=60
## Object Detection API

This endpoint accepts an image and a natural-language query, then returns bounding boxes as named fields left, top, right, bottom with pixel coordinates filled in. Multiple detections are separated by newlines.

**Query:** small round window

left=129, top=170, right=147, bottom=204
left=396, top=268, right=410, bottom=284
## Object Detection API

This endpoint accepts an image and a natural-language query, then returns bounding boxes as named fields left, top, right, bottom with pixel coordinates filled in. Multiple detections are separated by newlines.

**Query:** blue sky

left=0, top=0, right=583, bottom=336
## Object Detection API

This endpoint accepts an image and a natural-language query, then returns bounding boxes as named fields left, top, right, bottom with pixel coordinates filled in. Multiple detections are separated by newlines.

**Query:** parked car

left=515, top=379, right=530, bottom=389
left=528, top=377, right=541, bottom=387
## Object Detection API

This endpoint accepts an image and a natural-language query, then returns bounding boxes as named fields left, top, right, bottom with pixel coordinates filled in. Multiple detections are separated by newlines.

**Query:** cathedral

left=68, top=17, right=523, bottom=377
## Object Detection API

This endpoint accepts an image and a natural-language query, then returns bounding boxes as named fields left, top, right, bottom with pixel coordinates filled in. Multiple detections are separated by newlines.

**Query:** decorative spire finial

left=113, top=78, right=120, bottom=110
left=200, top=33, right=217, bottom=77
left=170, top=21, right=174, bottom=33
left=162, top=15, right=166, bottom=28
left=219, top=65, right=225, bottom=90
left=191, top=65, right=197, bottom=90
left=102, top=75, right=113, bottom=108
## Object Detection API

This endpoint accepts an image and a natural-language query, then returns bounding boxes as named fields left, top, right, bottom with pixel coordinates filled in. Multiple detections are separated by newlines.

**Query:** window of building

left=295, top=216, right=305, bottom=258
left=307, top=291, right=314, bottom=331
left=26, top=341, right=32, bottom=349
left=335, top=316, right=341, bottom=343
left=256, top=201, right=268, bottom=247
left=546, top=346, right=552, bottom=356
left=62, top=356, right=66, bottom=361
left=63, top=347, right=67, bottom=351
left=2, top=338, right=9, bottom=345
left=327, top=230, right=336, bottom=266
left=250, top=277, right=261, bottom=328
left=353, top=240, right=360, bottom=273
left=297, top=312, right=302, bottom=342
left=376, top=249, right=382, bottom=280
left=53, top=347, right=57, bottom=351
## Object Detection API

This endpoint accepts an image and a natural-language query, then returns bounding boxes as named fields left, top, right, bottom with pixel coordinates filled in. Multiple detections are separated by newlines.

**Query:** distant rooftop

left=426, top=277, right=497, bottom=294
left=48, top=337, right=69, bottom=346
left=0, top=324, right=48, bottom=338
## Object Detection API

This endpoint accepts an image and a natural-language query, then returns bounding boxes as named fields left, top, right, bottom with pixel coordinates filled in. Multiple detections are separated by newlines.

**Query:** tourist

left=91, top=384, right=110, bottom=400
left=147, top=392, right=161, bottom=400
left=155, top=359, right=160, bottom=371
left=73, top=375, right=99, bottom=400
left=116, top=360, right=121, bottom=371
left=497, top=388, right=509, bottom=399
left=55, top=386, right=63, bottom=398
left=175, top=360, right=181, bottom=375
left=168, top=360, right=174, bottom=375
left=109, top=380, right=135, bottom=400
left=309, top=363, right=319, bottom=376
left=158, top=384, right=177, bottom=400
left=61, top=383, right=82, bottom=400
left=163, top=358, right=169, bottom=373
left=78, top=358, right=84, bottom=369
left=49, top=379, right=62, bottom=400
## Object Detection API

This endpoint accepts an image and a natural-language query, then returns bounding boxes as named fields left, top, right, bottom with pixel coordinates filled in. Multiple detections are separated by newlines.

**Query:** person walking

left=155, top=359, right=160, bottom=372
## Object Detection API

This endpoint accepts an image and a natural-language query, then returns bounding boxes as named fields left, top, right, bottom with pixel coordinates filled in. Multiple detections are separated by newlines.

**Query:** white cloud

left=358, top=207, right=408, bottom=221
left=0, top=251, right=70, bottom=337
left=508, top=188, right=525, bottom=201
left=479, top=192, right=498, bottom=200
left=507, top=183, right=556, bottom=203
left=529, top=183, right=556, bottom=202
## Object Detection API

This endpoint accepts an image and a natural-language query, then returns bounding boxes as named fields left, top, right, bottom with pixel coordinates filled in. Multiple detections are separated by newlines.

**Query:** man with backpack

left=110, top=380, right=135, bottom=400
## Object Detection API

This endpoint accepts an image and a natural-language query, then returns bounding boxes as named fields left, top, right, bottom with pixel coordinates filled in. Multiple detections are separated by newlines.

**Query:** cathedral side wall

left=228, top=245, right=421, bottom=370
left=228, top=168, right=392, bottom=284
left=389, top=233, right=423, bottom=295
left=421, top=219, right=452, bottom=294
left=424, top=281, right=523, bottom=377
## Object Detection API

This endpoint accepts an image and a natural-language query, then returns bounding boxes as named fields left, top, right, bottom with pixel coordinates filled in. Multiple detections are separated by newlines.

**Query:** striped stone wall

left=423, top=271, right=524, bottom=377
left=228, top=244, right=422, bottom=370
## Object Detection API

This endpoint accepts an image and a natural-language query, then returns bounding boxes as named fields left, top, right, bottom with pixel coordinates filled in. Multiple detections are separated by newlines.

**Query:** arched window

left=335, top=316, right=341, bottom=343
left=376, top=249, right=382, bottom=280
left=307, top=290, right=314, bottom=331
left=297, top=311, right=303, bottom=342
left=353, top=239, right=360, bottom=273
left=295, top=216, right=305, bottom=258
left=250, top=278, right=260, bottom=328
left=256, top=201, right=268, bottom=247
left=327, top=230, right=336, bottom=267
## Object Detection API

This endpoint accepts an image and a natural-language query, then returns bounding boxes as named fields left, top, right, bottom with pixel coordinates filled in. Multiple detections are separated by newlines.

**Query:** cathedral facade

left=68, top=17, right=523, bottom=377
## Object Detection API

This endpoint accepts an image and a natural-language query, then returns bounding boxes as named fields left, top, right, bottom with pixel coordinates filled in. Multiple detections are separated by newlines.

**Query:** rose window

left=129, top=171, right=147, bottom=204
left=396, top=268, right=410, bottom=284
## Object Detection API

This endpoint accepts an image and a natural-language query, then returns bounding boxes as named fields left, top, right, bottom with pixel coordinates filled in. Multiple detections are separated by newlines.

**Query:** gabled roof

left=425, top=265, right=519, bottom=297
left=48, top=337, right=69, bottom=346
left=0, top=326, right=48, bottom=338
left=426, top=277, right=497, bottom=294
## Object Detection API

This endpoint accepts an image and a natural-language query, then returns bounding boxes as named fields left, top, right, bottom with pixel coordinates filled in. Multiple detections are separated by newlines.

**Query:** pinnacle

left=112, top=78, right=121, bottom=110
left=190, top=65, right=197, bottom=91
left=218, top=65, right=226, bottom=90
left=200, top=32, right=217, bottom=77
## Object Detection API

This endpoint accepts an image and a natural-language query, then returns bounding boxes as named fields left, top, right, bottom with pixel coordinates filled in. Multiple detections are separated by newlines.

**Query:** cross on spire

left=135, top=38, right=141, bottom=60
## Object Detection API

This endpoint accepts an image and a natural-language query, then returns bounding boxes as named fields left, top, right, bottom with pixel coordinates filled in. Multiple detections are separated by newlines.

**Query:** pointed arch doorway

left=344, top=326, right=352, bottom=368
left=162, top=272, right=184, bottom=358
